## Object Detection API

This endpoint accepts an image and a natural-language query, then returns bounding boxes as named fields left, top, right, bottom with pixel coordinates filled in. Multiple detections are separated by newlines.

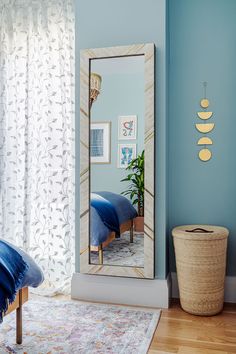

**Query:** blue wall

left=75, top=0, right=168, bottom=278
left=91, top=70, right=144, bottom=195
left=168, top=0, right=236, bottom=275
left=76, top=0, right=236, bottom=278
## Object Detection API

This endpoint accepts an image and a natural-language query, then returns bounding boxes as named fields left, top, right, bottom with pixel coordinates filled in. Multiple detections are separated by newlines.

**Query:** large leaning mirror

left=80, top=44, right=155, bottom=278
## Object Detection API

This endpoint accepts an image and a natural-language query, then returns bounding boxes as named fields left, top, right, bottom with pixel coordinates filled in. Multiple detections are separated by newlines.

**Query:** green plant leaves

left=120, top=150, right=144, bottom=216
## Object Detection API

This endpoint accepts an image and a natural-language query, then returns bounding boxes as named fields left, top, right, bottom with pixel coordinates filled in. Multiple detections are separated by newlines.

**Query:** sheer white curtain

left=0, top=0, right=75, bottom=295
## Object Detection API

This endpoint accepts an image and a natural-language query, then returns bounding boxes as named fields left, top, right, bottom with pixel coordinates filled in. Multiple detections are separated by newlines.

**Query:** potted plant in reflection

left=121, top=150, right=144, bottom=232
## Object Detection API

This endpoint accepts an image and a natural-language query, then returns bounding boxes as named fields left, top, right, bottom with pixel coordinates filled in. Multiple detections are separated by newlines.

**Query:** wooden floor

left=149, top=300, right=236, bottom=354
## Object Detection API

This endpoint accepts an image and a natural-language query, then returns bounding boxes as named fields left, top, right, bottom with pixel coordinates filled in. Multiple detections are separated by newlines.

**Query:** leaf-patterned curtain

left=0, top=0, right=75, bottom=295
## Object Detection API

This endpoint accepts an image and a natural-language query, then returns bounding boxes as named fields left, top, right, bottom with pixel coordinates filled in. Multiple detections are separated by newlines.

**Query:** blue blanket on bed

left=91, top=193, right=120, bottom=236
left=90, top=192, right=138, bottom=247
left=0, top=240, right=28, bottom=323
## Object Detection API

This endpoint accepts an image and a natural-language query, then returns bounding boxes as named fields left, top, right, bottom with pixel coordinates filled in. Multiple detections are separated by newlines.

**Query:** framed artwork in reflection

left=90, top=122, right=111, bottom=164
left=118, top=115, right=137, bottom=140
left=118, top=143, right=136, bottom=168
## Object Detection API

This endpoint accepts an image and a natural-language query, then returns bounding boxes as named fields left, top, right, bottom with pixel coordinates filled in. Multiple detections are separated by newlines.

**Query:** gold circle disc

left=199, top=148, right=212, bottom=162
left=200, top=99, right=210, bottom=108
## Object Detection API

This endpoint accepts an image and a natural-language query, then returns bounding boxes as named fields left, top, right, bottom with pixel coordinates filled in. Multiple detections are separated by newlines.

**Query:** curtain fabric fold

left=0, top=0, right=75, bottom=295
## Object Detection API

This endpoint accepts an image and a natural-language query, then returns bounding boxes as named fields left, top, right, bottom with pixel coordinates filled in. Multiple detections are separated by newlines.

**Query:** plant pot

left=134, top=216, right=144, bottom=233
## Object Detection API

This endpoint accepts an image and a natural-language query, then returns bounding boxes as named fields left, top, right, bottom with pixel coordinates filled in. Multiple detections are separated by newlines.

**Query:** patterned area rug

left=0, top=297, right=160, bottom=354
left=91, top=232, right=144, bottom=267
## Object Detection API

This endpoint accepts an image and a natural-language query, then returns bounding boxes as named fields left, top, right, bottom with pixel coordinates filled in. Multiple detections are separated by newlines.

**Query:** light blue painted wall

left=168, top=0, right=236, bottom=275
left=75, top=0, right=168, bottom=278
left=91, top=70, right=144, bottom=195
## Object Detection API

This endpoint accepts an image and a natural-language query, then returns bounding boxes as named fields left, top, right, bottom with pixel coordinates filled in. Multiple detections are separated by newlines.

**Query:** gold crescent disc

left=197, top=137, right=213, bottom=145
left=200, top=99, right=210, bottom=108
left=197, top=111, right=213, bottom=120
left=195, top=123, right=215, bottom=133
left=199, top=148, right=212, bottom=161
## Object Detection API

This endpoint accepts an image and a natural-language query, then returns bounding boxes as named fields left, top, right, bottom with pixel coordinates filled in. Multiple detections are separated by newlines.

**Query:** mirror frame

left=80, top=43, right=155, bottom=279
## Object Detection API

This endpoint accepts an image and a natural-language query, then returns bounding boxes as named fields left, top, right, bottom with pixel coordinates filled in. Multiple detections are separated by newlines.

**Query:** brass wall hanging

left=196, top=82, right=214, bottom=162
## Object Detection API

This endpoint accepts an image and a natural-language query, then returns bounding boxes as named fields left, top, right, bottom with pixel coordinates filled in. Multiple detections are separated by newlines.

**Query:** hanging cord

left=202, top=82, right=208, bottom=139
left=203, top=81, right=207, bottom=99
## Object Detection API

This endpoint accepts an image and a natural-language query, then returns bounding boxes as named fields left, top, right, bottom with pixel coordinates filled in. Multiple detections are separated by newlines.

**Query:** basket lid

left=172, top=225, right=229, bottom=240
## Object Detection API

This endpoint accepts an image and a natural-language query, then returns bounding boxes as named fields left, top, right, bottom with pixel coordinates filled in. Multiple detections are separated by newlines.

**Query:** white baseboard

left=71, top=273, right=171, bottom=308
left=171, top=272, right=236, bottom=303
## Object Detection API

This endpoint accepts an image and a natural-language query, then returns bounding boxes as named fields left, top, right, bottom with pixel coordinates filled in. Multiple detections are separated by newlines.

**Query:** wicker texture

left=172, top=225, right=229, bottom=316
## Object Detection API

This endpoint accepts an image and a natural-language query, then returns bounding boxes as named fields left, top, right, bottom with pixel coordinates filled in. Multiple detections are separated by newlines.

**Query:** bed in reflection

left=90, top=191, right=137, bottom=265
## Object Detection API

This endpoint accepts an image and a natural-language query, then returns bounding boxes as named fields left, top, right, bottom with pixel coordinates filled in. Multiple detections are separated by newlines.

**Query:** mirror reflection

left=89, top=55, right=145, bottom=268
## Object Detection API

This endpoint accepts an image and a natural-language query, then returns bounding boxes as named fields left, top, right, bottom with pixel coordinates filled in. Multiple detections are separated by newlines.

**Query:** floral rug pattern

left=0, top=298, right=160, bottom=354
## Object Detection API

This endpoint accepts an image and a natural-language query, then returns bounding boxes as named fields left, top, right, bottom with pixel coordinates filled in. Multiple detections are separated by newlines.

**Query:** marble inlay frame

left=80, top=43, right=155, bottom=279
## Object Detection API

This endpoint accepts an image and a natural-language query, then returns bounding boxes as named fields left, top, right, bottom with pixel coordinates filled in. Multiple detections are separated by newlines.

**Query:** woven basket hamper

left=172, top=225, right=229, bottom=316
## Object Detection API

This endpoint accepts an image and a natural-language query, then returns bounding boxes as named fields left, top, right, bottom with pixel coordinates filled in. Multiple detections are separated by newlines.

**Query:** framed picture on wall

left=90, top=122, right=111, bottom=164
left=118, top=115, right=137, bottom=140
left=118, top=143, right=136, bottom=168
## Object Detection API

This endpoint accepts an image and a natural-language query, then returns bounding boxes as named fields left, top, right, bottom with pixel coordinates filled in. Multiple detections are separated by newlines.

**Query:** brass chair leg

left=16, top=289, right=22, bottom=344
left=98, top=244, right=103, bottom=265
left=130, top=220, right=134, bottom=243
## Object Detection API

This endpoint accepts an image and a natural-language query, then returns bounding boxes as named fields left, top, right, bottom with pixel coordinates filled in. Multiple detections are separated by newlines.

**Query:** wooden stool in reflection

left=90, top=219, right=134, bottom=265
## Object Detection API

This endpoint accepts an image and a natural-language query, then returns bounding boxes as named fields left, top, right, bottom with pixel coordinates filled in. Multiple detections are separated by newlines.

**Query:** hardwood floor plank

left=149, top=342, right=179, bottom=353
left=149, top=301, right=236, bottom=354
left=177, top=346, right=228, bottom=354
